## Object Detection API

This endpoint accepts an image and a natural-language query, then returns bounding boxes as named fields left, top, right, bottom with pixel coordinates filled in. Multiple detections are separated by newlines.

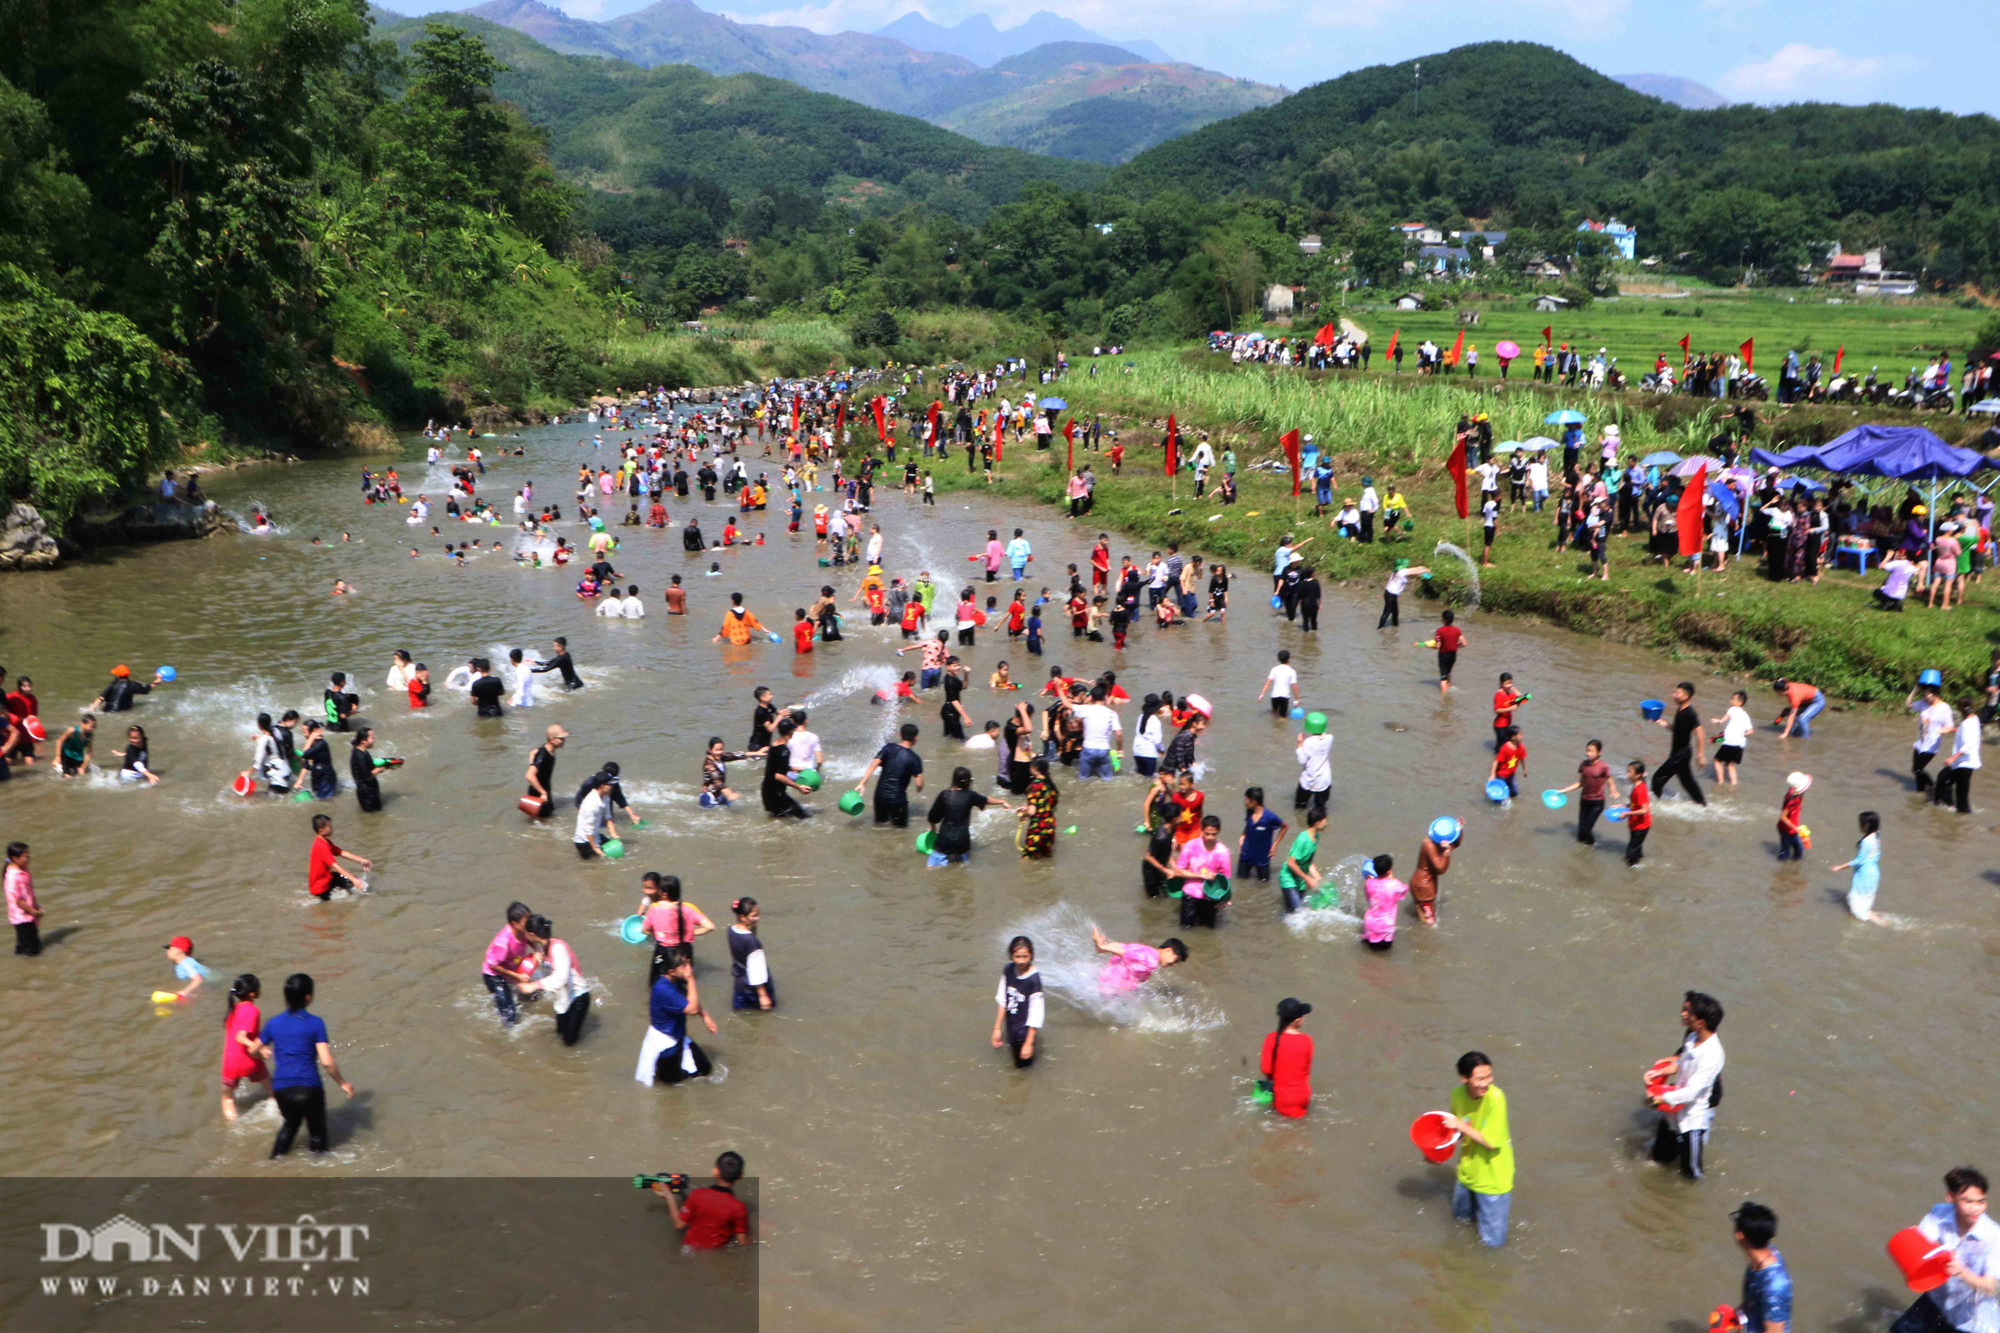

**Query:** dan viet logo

left=37, top=1214, right=370, bottom=1300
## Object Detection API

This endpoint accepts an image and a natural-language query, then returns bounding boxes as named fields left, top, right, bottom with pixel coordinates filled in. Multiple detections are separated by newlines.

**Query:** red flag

left=834, top=399, right=846, bottom=441
left=1677, top=463, right=1707, bottom=559
left=1385, top=328, right=1400, bottom=360
left=1832, top=344, right=1844, bottom=375
left=1164, top=414, right=1179, bottom=477
left=1678, top=333, right=1691, bottom=364
left=926, top=400, right=940, bottom=448
left=1062, top=419, right=1077, bottom=471
left=1313, top=322, right=1335, bottom=348
left=790, top=395, right=800, bottom=434
left=1541, top=325, right=1553, bottom=346
left=1280, top=428, right=1302, bottom=497
left=870, top=395, right=886, bottom=441
left=1446, top=329, right=1465, bottom=366
left=1739, top=338, right=1754, bottom=374
left=1447, top=434, right=1469, bottom=520
left=993, top=410, right=1003, bottom=463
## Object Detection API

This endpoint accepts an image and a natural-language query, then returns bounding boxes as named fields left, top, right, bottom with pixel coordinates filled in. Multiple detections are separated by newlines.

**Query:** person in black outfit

left=92, top=666, right=159, bottom=713
left=349, top=728, right=390, bottom=813
left=296, top=721, right=337, bottom=800
left=854, top=722, right=924, bottom=827
left=1278, top=562, right=1303, bottom=622
left=760, top=720, right=812, bottom=819
left=1651, top=682, right=1709, bottom=806
left=747, top=687, right=780, bottom=752
left=925, top=766, right=1009, bottom=865
left=322, top=673, right=357, bottom=732
left=468, top=659, right=505, bottom=717
left=523, top=725, right=566, bottom=816
left=673, top=466, right=689, bottom=498
left=532, top=637, right=583, bottom=690
left=682, top=519, right=705, bottom=551
left=940, top=659, right=969, bottom=741
left=697, top=464, right=718, bottom=501
left=1296, top=567, right=1321, bottom=632
left=573, top=760, right=628, bottom=814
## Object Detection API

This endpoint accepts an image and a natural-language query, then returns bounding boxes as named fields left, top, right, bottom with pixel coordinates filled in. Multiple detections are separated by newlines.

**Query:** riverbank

left=885, top=354, right=1994, bottom=706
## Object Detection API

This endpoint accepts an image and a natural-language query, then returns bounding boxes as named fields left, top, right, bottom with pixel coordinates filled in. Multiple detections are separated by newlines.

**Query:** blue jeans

left=1011, top=564, right=1026, bottom=581
left=1452, top=1183, right=1511, bottom=1247
left=919, top=668, right=940, bottom=689
left=1794, top=690, right=1825, bottom=737
left=1078, top=748, right=1113, bottom=779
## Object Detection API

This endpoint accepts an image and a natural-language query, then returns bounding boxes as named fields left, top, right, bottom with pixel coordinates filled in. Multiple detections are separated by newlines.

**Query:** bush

left=849, top=308, right=901, bottom=349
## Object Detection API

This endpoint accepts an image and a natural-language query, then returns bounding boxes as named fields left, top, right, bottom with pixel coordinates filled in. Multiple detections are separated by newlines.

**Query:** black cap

left=1277, top=997, right=1313, bottom=1026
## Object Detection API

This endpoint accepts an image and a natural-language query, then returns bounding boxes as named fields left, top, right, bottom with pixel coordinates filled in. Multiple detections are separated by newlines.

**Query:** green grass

left=871, top=348, right=1999, bottom=707
left=1307, top=288, right=1988, bottom=381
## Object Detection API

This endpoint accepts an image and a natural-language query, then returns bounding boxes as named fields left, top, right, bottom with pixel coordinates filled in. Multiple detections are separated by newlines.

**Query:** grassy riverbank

left=891, top=351, right=1997, bottom=706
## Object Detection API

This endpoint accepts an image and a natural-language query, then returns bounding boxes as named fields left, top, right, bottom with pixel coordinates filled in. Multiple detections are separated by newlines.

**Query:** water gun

left=632, top=1173, right=689, bottom=1193
left=150, top=991, right=184, bottom=1004
left=370, top=756, right=405, bottom=770
left=1416, top=639, right=1437, bottom=648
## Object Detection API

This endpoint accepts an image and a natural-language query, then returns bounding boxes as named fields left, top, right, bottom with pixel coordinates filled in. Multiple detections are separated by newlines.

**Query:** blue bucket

left=1606, top=805, right=1630, bottom=822
left=1540, top=789, right=1567, bottom=809
left=1485, top=778, right=1511, bottom=802
left=1270, top=593, right=1284, bottom=610
left=1918, top=668, right=1943, bottom=688
left=1639, top=699, right=1664, bottom=721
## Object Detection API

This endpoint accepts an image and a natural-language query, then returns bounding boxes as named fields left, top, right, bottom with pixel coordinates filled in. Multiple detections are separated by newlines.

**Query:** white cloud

left=1717, top=43, right=1919, bottom=103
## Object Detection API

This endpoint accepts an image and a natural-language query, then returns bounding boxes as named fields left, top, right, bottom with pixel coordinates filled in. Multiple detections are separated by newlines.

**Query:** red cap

left=165, top=935, right=193, bottom=952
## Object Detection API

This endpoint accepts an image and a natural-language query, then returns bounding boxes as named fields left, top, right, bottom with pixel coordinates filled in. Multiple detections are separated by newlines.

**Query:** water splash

left=793, top=665, right=903, bottom=777
left=1001, top=902, right=1225, bottom=1033
left=1284, top=853, right=1368, bottom=941
left=1432, top=542, right=1482, bottom=608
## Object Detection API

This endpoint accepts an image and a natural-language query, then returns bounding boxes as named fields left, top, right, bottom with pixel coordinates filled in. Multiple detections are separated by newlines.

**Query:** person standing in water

left=517, top=914, right=591, bottom=1046
left=761, top=719, right=813, bottom=820
left=533, top=636, right=584, bottom=690
left=926, top=766, right=1009, bottom=866
left=1409, top=816, right=1459, bottom=925
left=7, top=842, right=42, bottom=957
left=523, top=725, right=566, bottom=817
left=349, top=728, right=395, bottom=813
left=1830, top=810, right=1883, bottom=923
left=727, top=897, right=773, bottom=1011
left=256, top=973, right=354, bottom=1158
left=1557, top=739, right=1617, bottom=846
left=991, top=935, right=1043, bottom=1068
left=635, top=948, right=716, bottom=1087
left=1443, top=1051, right=1514, bottom=1248
left=293, top=721, right=337, bottom=800
left=1650, top=990, right=1725, bottom=1180
left=219, top=973, right=268, bottom=1121
left=852, top=722, right=924, bottom=827
left=1651, top=682, right=1708, bottom=806
left=1259, top=998, right=1313, bottom=1118
left=642, top=873, right=715, bottom=981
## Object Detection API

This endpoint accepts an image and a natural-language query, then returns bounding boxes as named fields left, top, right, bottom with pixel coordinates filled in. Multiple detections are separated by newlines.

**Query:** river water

left=0, top=422, right=1992, bottom=1330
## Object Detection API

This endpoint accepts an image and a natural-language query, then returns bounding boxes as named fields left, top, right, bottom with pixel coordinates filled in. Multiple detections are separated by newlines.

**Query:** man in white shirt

left=1474, top=459, right=1501, bottom=496
left=1939, top=695, right=1982, bottom=813
left=1650, top=990, right=1725, bottom=1180
left=1912, top=684, right=1956, bottom=795
left=1527, top=456, right=1549, bottom=511
left=620, top=585, right=646, bottom=618
left=595, top=591, right=626, bottom=618
left=1073, top=685, right=1122, bottom=780
left=1358, top=478, right=1381, bottom=543
left=1294, top=715, right=1332, bottom=817
left=574, top=776, right=618, bottom=860
left=1895, top=1167, right=2000, bottom=1333
left=1259, top=649, right=1299, bottom=716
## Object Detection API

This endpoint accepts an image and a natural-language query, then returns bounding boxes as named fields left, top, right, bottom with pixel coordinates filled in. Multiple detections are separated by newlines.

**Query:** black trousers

left=1653, top=748, right=1706, bottom=805
left=1178, top=895, right=1219, bottom=929
left=1294, top=785, right=1329, bottom=817
left=1577, top=799, right=1604, bottom=845
left=1625, top=825, right=1650, bottom=865
left=1378, top=591, right=1399, bottom=628
left=874, top=795, right=910, bottom=827
left=14, top=920, right=40, bottom=955
left=555, top=993, right=591, bottom=1047
left=1359, top=510, right=1374, bottom=543
left=1912, top=748, right=1937, bottom=792
left=1891, top=1294, right=1959, bottom=1333
left=1299, top=600, right=1318, bottom=631
left=654, top=1040, right=713, bottom=1085
left=272, top=1085, right=329, bottom=1156
left=1934, top=766, right=1972, bottom=812
left=1649, top=1119, right=1706, bottom=1178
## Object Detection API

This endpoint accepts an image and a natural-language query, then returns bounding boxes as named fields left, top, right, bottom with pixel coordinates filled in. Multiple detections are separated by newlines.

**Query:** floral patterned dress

left=1020, top=774, right=1060, bottom=859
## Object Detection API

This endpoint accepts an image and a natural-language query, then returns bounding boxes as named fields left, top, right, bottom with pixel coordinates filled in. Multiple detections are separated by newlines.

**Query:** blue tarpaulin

left=1751, top=425, right=1998, bottom=538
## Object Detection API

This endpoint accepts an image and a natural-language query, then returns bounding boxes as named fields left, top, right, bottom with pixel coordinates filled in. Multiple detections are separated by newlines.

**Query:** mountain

left=378, top=15, right=1102, bottom=216
left=448, top=0, right=1273, bottom=161
left=875, top=10, right=1174, bottom=66
left=1616, top=73, right=1730, bottom=110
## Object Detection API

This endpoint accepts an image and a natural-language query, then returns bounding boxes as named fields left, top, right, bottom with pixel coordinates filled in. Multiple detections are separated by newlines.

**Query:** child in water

left=1361, top=854, right=1408, bottom=950
left=1776, top=771, right=1810, bottom=861
left=1831, top=810, right=1882, bottom=923
left=165, top=934, right=210, bottom=999
left=991, top=936, right=1044, bottom=1068
left=1091, top=927, right=1188, bottom=995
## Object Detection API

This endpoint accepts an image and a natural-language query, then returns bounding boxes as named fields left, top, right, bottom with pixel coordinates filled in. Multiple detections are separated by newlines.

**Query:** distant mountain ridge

left=1615, top=73, right=1731, bottom=110
left=449, top=0, right=1271, bottom=162
left=874, top=10, right=1174, bottom=66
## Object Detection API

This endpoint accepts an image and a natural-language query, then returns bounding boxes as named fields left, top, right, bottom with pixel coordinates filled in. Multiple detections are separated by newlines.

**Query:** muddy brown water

left=0, top=423, right=1990, bottom=1330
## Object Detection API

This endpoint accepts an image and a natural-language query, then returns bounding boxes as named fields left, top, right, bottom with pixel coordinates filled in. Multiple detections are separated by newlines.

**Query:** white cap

left=1785, top=771, right=1812, bottom=792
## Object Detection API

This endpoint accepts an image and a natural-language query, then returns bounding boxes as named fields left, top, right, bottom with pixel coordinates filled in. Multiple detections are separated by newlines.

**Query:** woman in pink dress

left=220, top=973, right=269, bottom=1121
left=1091, top=928, right=1188, bottom=995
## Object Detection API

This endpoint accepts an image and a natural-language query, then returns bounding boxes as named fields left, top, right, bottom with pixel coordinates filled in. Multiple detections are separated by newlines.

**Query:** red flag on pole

left=1385, top=328, right=1400, bottom=360
left=1280, top=429, right=1302, bottom=497
left=1739, top=338, right=1754, bottom=375
left=1063, top=419, right=1077, bottom=472
left=926, top=400, right=940, bottom=448
left=1678, top=333, right=1691, bottom=364
left=1445, top=329, right=1465, bottom=367
left=1447, top=434, right=1469, bottom=520
left=1541, top=325, right=1553, bottom=346
left=790, top=395, right=800, bottom=434
left=1164, top=415, right=1179, bottom=477
left=870, top=395, right=886, bottom=441
left=834, top=399, right=846, bottom=442
left=1832, top=344, right=1844, bottom=375
left=1314, top=323, right=1335, bottom=348
left=1677, top=463, right=1707, bottom=559
left=992, top=410, right=1003, bottom=463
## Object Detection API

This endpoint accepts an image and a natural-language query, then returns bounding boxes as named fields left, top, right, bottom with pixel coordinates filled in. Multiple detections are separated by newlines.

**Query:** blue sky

left=376, top=0, right=1997, bottom=117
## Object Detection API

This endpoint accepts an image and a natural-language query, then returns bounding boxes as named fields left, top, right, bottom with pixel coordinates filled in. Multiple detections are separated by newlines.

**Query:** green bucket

left=838, top=790, right=865, bottom=815
left=915, top=830, right=936, bottom=854
left=1205, top=875, right=1232, bottom=903
left=600, top=838, right=625, bottom=859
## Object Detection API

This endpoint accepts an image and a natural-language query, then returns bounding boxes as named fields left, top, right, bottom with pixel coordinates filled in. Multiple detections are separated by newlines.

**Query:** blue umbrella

left=1640, top=450, right=1683, bottom=467
left=1039, top=397, right=1068, bottom=410
left=1544, top=410, right=1587, bottom=425
left=1491, top=440, right=1525, bottom=453
left=1522, top=436, right=1558, bottom=452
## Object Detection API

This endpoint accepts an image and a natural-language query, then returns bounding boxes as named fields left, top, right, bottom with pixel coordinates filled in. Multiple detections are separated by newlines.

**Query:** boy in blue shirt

left=1026, top=608, right=1044, bottom=657
left=1237, top=787, right=1287, bottom=882
left=1732, top=1201, right=1791, bottom=1333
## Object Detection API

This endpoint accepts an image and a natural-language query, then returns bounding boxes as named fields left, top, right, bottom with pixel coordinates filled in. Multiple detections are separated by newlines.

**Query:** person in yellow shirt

left=1444, top=1050, right=1513, bottom=1247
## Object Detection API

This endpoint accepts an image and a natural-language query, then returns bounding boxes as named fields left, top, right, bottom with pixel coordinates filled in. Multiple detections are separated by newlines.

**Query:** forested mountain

left=443, top=0, right=1275, bottom=161
left=376, top=15, right=1103, bottom=214
left=874, top=10, right=1174, bottom=66
left=1115, top=42, right=2000, bottom=285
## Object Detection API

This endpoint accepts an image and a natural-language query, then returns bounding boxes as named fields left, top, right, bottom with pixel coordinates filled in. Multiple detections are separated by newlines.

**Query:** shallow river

left=0, top=422, right=1992, bottom=1330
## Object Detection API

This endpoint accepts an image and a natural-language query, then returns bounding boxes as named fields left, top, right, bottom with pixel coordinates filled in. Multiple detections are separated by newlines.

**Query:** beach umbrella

left=1544, top=409, right=1587, bottom=425
left=1522, top=436, right=1558, bottom=452
left=1670, top=455, right=1720, bottom=478
left=1038, top=397, right=1067, bottom=410
left=1639, top=450, right=1683, bottom=467
left=1495, top=340, right=1521, bottom=359
left=1491, top=440, right=1524, bottom=453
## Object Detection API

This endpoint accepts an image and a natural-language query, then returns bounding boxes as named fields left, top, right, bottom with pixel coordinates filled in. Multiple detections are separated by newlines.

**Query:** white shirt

left=1295, top=733, right=1333, bottom=791
left=1950, top=714, right=1983, bottom=770
left=595, top=595, right=626, bottom=617
left=789, top=728, right=823, bottom=772
left=1660, top=1031, right=1724, bottom=1133
left=539, top=939, right=588, bottom=1014
left=1720, top=705, right=1754, bottom=748
left=386, top=661, right=414, bottom=691
left=1385, top=570, right=1411, bottom=596
left=510, top=661, right=537, bottom=708
left=575, top=789, right=611, bottom=842
left=1133, top=714, right=1164, bottom=760
left=1528, top=460, right=1549, bottom=490
left=1359, top=486, right=1379, bottom=513
left=622, top=596, right=646, bottom=619
left=1917, top=699, right=1955, bottom=753
left=1074, top=703, right=1121, bottom=751
left=1918, top=1203, right=2000, bottom=1333
left=1266, top=664, right=1299, bottom=699
left=995, top=972, right=1045, bottom=1029
left=1475, top=462, right=1500, bottom=491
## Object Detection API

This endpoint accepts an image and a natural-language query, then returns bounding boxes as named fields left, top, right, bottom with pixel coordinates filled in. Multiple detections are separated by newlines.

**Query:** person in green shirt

left=1278, top=807, right=1327, bottom=912
left=1445, top=1050, right=1513, bottom=1247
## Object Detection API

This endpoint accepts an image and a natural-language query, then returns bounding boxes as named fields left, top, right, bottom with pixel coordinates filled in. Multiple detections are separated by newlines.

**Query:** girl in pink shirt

left=1361, top=853, right=1408, bottom=950
left=1091, top=927, right=1188, bottom=995
left=6, top=841, right=40, bottom=957
left=1175, top=816, right=1233, bottom=930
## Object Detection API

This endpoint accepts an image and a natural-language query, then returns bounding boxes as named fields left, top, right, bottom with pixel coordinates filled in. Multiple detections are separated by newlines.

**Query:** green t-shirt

left=1277, top=830, right=1318, bottom=890
left=1449, top=1083, right=1514, bottom=1195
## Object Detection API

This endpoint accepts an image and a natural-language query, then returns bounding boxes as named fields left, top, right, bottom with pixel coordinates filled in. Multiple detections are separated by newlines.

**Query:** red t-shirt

left=1627, top=781, right=1652, bottom=830
left=1495, top=740, right=1525, bottom=777
left=900, top=602, right=922, bottom=631
left=679, top=1187, right=749, bottom=1250
left=1007, top=601, right=1026, bottom=631
left=792, top=620, right=814, bottom=653
left=1780, top=790, right=1803, bottom=828
left=308, top=836, right=341, bottom=897
left=1492, top=689, right=1519, bottom=727
left=1435, top=625, right=1464, bottom=653
left=1170, top=791, right=1205, bottom=844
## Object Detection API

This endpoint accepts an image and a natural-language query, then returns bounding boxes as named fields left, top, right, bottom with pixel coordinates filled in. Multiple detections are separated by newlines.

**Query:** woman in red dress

left=1260, top=997, right=1314, bottom=1119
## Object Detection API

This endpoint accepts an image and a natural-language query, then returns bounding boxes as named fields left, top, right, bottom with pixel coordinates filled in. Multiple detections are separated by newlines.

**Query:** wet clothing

left=350, top=747, right=382, bottom=812
left=533, top=651, right=583, bottom=690
left=926, top=787, right=989, bottom=859
left=1260, top=1029, right=1313, bottom=1118
left=469, top=674, right=504, bottom=717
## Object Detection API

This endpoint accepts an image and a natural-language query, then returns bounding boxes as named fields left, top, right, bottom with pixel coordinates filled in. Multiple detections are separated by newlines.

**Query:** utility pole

left=1414, top=61, right=1421, bottom=116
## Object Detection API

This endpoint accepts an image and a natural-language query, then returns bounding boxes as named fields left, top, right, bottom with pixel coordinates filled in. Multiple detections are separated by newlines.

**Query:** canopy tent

left=1749, top=424, right=2000, bottom=538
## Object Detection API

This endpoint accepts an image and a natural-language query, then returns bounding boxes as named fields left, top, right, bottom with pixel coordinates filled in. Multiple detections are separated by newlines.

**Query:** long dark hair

left=225, top=973, right=260, bottom=1026
left=1029, top=755, right=1057, bottom=796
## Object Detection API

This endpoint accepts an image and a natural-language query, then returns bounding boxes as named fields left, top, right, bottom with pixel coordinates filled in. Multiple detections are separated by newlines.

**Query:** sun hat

left=1786, top=771, right=1812, bottom=792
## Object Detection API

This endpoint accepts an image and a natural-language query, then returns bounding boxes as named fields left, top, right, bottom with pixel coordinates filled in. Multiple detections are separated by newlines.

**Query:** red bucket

left=23, top=716, right=45, bottom=741
left=1409, top=1111, right=1460, bottom=1164
left=1887, top=1227, right=1954, bottom=1293
left=230, top=773, right=255, bottom=798
left=518, top=795, right=550, bottom=819
left=1644, top=1058, right=1677, bottom=1101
